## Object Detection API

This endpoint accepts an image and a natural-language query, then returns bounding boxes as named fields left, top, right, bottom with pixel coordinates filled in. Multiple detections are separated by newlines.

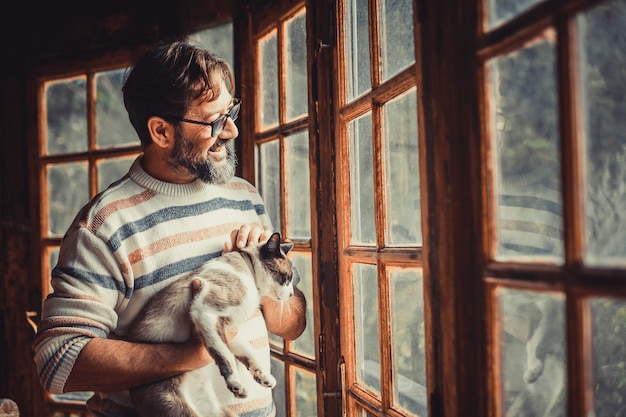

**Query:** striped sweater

left=33, top=156, right=275, bottom=417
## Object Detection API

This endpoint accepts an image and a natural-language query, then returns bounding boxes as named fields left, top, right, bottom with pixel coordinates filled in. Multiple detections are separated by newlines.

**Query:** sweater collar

left=128, top=155, right=215, bottom=197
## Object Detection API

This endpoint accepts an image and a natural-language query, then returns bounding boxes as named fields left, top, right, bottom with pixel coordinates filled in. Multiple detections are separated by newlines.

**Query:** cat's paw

left=523, top=357, right=544, bottom=384
left=253, top=370, right=277, bottom=388
left=226, top=379, right=248, bottom=398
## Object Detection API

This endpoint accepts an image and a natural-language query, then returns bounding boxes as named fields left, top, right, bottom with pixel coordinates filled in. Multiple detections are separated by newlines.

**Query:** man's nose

left=219, top=117, right=239, bottom=139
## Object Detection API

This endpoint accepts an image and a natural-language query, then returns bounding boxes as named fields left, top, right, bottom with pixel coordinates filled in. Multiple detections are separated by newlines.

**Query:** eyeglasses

left=175, top=98, right=241, bottom=137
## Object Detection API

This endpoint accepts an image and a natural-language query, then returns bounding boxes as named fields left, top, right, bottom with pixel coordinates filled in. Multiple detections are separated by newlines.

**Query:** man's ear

left=147, top=116, right=173, bottom=148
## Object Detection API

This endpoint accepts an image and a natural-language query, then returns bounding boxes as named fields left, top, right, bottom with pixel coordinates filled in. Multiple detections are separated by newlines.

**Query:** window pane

left=344, top=0, right=371, bottom=100
left=485, top=0, right=543, bottom=30
left=259, top=30, right=279, bottom=129
left=47, top=162, right=89, bottom=237
left=291, top=252, right=315, bottom=357
left=271, top=358, right=286, bottom=417
left=285, top=9, right=308, bottom=121
left=294, top=368, right=318, bottom=417
left=384, top=89, right=421, bottom=246
left=390, top=268, right=428, bottom=416
left=590, top=298, right=626, bottom=416
left=97, top=155, right=137, bottom=192
left=578, top=1, right=626, bottom=267
left=256, top=140, right=282, bottom=240
left=381, top=0, right=415, bottom=80
left=96, top=69, right=138, bottom=149
left=188, top=22, right=234, bottom=69
left=45, top=77, right=87, bottom=155
left=488, top=36, right=563, bottom=263
left=349, top=113, right=376, bottom=245
left=353, top=263, right=380, bottom=395
left=497, top=288, right=567, bottom=417
left=285, top=131, right=311, bottom=240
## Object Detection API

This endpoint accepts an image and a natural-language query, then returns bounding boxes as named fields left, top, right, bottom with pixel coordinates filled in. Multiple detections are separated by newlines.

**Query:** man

left=33, top=39, right=307, bottom=417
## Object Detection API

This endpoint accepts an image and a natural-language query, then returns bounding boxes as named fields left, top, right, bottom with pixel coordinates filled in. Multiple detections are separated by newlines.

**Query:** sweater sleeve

left=32, top=225, right=127, bottom=394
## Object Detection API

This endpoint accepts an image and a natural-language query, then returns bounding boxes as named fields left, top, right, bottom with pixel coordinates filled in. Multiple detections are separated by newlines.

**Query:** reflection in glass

left=96, top=69, right=138, bottom=149
left=578, top=0, right=626, bottom=266
left=353, top=263, right=380, bottom=395
left=391, top=268, right=427, bottom=415
left=285, top=131, right=311, bottom=240
left=97, top=155, right=137, bottom=192
left=290, top=252, right=315, bottom=357
left=285, top=10, right=308, bottom=121
left=259, top=31, right=279, bottom=129
left=256, top=140, right=281, bottom=233
left=294, top=367, right=318, bottom=417
left=488, top=35, right=563, bottom=263
left=485, top=0, right=543, bottom=30
left=381, top=0, right=415, bottom=80
left=384, top=89, right=421, bottom=246
left=45, top=77, right=88, bottom=155
left=344, top=0, right=371, bottom=100
left=590, top=298, right=626, bottom=416
left=47, top=162, right=89, bottom=237
left=497, top=288, right=566, bottom=417
left=349, top=113, right=376, bottom=245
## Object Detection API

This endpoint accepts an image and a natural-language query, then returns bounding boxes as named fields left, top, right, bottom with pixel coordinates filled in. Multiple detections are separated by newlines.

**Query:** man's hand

left=224, top=224, right=272, bottom=252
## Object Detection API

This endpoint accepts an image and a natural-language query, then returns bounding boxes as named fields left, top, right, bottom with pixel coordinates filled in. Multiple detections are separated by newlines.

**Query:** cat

left=126, top=232, right=295, bottom=417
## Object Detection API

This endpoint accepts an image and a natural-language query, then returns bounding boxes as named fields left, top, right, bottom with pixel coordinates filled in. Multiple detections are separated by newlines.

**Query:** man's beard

left=170, top=129, right=237, bottom=184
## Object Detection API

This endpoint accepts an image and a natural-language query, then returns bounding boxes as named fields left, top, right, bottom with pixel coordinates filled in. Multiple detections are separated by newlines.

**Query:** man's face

left=169, top=85, right=239, bottom=184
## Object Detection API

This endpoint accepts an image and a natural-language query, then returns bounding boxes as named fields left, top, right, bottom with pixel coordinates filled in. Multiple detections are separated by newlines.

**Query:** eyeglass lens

left=213, top=101, right=240, bottom=137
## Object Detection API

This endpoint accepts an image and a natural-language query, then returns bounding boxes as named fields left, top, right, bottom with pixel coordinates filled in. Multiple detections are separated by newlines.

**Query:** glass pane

left=497, top=288, right=567, bottom=417
left=47, top=162, right=89, bottom=237
left=45, top=77, right=87, bottom=155
left=578, top=1, right=626, bottom=267
left=344, top=0, right=371, bottom=100
left=485, top=0, right=543, bottom=30
left=271, top=358, right=286, bottom=417
left=488, top=35, right=563, bottom=263
left=256, top=140, right=282, bottom=243
left=294, top=368, right=318, bottom=417
left=259, top=30, right=279, bottom=129
left=96, top=69, right=138, bottom=149
left=391, top=268, right=427, bottom=416
left=353, top=263, right=380, bottom=395
left=349, top=113, right=376, bottom=245
left=384, top=89, right=421, bottom=246
left=285, top=131, right=311, bottom=240
left=45, top=247, right=60, bottom=295
left=285, top=9, right=308, bottom=121
left=188, top=22, right=234, bottom=69
left=590, top=298, right=626, bottom=416
left=97, top=155, right=137, bottom=192
left=291, top=252, right=315, bottom=357
left=381, top=0, right=415, bottom=80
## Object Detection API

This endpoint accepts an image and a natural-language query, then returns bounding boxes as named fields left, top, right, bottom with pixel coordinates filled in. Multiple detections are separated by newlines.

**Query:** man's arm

left=63, top=334, right=212, bottom=392
left=260, top=288, right=307, bottom=341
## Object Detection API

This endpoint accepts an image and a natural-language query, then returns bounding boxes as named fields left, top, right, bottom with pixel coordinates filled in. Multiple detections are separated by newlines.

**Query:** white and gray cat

left=126, top=232, right=295, bottom=417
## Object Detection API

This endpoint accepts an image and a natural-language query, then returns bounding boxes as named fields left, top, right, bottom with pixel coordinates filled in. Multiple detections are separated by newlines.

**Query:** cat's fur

left=126, top=232, right=295, bottom=417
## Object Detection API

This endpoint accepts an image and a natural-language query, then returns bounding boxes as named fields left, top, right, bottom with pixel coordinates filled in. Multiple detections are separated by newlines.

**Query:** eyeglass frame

left=170, top=98, right=241, bottom=137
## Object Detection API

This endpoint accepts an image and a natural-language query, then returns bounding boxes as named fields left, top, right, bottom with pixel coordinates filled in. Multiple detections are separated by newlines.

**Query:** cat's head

left=246, top=232, right=295, bottom=301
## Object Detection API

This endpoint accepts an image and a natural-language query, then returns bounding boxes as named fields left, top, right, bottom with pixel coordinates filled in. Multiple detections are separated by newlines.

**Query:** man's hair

left=122, top=39, right=235, bottom=146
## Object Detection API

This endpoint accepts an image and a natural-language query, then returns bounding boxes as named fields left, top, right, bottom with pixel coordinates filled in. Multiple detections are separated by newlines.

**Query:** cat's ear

left=264, top=232, right=282, bottom=255
left=280, top=242, right=294, bottom=254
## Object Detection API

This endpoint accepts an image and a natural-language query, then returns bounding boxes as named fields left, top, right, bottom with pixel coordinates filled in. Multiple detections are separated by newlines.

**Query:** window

left=337, top=0, right=424, bottom=416
left=481, top=0, right=626, bottom=415
left=251, top=5, right=319, bottom=416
